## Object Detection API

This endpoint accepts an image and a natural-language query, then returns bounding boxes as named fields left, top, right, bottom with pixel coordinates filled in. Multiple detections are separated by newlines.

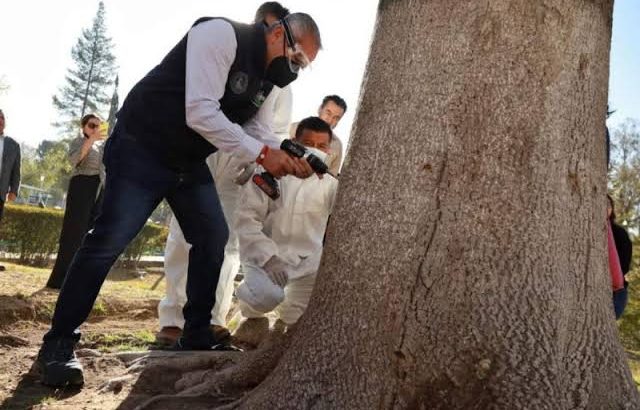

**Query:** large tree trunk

left=136, top=0, right=638, bottom=408
left=236, top=0, right=638, bottom=408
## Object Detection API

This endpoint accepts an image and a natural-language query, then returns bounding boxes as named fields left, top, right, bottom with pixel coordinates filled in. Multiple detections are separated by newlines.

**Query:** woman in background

left=608, top=194, right=632, bottom=319
left=46, top=114, right=106, bottom=289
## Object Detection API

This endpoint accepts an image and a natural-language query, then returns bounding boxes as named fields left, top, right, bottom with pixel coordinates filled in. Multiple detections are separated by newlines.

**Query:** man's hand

left=6, top=192, right=17, bottom=202
left=261, top=149, right=316, bottom=179
left=291, top=157, right=315, bottom=179
left=89, top=133, right=107, bottom=143
left=263, top=256, right=290, bottom=287
left=261, top=149, right=297, bottom=178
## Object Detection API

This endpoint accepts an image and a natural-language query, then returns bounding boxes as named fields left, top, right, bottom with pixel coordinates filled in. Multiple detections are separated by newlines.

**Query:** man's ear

left=268, top=25, right=284, bottom=45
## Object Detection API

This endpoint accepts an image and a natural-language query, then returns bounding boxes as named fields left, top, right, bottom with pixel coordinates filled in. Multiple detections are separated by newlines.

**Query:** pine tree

left=52, top=1, right=117, bottom=133
left=107, top=75, right=119, bottom=134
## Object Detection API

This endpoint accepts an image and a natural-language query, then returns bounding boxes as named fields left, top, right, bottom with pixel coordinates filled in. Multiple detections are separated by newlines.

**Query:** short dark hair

left=80, top=113, right=101, bottom=127
left=295, top=116, right=333, bottom=141
left=321, top=95, right=347, bottom=113
left=255, top=2, right=289, bottom=22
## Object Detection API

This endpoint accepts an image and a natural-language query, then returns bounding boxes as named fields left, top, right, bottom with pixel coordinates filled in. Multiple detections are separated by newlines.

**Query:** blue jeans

left=44, top=124, right=228, bottom=341
left=613, top=287, right=628, bottom=320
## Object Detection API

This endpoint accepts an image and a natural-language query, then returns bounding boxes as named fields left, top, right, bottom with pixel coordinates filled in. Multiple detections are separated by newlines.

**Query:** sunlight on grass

left=0, top=262, right=166, bottom=300
left=629, top=357, right=640, bottom=387
left=83, top=329, right=156, bottom=352
left=619, top=269, right=640, bottom=352
left=39, top=396, right=58, bottom=405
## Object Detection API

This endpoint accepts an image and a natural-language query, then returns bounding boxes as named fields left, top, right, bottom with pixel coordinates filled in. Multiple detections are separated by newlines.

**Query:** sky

left=0, top=0, right=637, bottom=149
left=608, top=0, right=640, bottom=127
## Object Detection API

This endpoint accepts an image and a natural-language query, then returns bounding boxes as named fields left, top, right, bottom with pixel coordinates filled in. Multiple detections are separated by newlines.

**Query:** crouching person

left=233, top=117, right=337, bottom=345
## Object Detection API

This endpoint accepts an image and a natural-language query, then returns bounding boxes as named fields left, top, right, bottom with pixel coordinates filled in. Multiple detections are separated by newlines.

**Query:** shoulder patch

left=229, top=71, right=249, bottom=94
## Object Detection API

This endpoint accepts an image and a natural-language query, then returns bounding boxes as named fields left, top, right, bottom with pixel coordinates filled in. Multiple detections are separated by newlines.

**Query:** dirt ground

left=1, top=262, right=639, bottom=409
left=0, top=262, right=180, bottom=410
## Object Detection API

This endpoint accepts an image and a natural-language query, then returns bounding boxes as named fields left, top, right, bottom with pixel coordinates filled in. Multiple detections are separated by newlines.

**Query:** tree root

left=99, top=374, right=135, bottom=394
left=179, top=327, right=290, bottom=395
left=132, top=393, right=239, bottom=410
left=133, top=327, right=294, bottom=410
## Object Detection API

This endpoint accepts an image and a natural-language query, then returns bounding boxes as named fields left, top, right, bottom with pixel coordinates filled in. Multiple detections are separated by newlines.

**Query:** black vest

left=117, top=18, right=274, bottom=171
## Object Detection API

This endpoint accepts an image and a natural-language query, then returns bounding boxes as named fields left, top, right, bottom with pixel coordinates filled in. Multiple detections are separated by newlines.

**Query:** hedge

left=0, top=204, right=168, bottom=266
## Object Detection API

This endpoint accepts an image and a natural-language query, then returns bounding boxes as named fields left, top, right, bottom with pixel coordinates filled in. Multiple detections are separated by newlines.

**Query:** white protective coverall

left=235, top=171, right=338, bottom=325
left=158, top=85, right=292, bottom=328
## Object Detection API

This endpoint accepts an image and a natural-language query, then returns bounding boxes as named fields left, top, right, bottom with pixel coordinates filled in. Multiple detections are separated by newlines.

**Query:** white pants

left=238, top=266, right=317, bottom=325
left=157, top=153, right=242, bottom=328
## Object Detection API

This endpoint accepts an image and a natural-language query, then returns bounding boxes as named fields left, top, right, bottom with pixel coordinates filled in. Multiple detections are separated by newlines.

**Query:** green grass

left=83, top=329, right=156, bottom=352
left=628, top=354, right=640, bottom=387
left=618, top=264, right=640, bottom=385
left=92, top=300, right=107, bottom=316
left=619, top=268, right=640, bottom=351
left=39, top=396, right=58, bottom=405
left=0, top=262, right=166, bottom=299
left=35, top=300, right=56, bottom=320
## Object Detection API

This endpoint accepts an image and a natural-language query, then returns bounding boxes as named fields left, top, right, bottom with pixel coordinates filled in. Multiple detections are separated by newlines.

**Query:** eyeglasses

left=281, top=19, right=311, bottom=73
left=87, top=122, right=100, bottom=129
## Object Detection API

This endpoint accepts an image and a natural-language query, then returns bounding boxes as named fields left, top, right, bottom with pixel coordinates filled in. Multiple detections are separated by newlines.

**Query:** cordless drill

left=253, top=139, right=332, bottom=200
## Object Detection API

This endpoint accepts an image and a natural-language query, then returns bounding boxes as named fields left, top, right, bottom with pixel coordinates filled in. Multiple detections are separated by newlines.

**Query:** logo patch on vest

left=229, top=72, right=249, bottom=94
left=251, top=90, right=268, bottom=108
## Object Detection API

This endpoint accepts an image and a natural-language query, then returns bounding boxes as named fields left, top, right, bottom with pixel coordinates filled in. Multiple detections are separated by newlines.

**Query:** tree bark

left=233, top=0, right=638, bottom=408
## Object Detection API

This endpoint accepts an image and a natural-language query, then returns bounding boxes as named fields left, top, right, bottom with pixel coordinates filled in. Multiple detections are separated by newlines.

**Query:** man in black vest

left=37, top=12, right=322, bottom=388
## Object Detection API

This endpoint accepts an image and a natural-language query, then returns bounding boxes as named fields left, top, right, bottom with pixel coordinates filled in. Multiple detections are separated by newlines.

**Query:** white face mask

left=305, top=146, right=328, bottom=164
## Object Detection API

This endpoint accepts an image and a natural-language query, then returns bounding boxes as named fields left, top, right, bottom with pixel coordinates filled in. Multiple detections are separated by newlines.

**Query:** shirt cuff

left=238, top=136, right=264, bottom=163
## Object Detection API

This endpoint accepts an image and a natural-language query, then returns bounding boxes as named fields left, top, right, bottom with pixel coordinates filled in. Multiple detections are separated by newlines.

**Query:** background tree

left=609, top=118, right=640, bottom=231
left=125, top=1, right=639, bottom=409
left=107, top=75, right=120, bottom=134
left=20, top=140, right=73, bottom=205
left=52, top=1, right=117, bottom=134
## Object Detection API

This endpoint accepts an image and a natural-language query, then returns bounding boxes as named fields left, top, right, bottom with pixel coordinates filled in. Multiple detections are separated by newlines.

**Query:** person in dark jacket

left=608, top=194, right=632, bottom=319
left=0, top=109, right=21, bottom=272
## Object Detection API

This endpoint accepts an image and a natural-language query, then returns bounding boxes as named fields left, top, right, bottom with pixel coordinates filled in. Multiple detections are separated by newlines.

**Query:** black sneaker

left=37, top=338, right=84, bottom=387
left=174, top=327, right=242, bottom=352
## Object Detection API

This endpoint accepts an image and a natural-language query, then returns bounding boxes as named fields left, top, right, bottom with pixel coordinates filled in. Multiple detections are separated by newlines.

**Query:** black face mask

left=266, top=56, right=298, bottom=88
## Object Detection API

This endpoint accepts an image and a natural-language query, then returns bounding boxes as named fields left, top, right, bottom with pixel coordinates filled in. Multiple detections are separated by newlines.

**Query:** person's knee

left=185, top=218, right=229, bottom=253
left=79, top=227, right=133, bottom=257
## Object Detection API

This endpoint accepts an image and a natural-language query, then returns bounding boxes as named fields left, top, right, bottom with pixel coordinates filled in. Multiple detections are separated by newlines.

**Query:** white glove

left=236, top=267, right=285, bottom=313
left=263, top=256, right=291, bottom=287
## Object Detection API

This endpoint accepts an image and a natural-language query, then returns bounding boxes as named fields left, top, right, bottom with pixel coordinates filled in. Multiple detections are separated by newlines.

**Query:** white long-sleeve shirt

left=235, top=173, right=338, bottom=278
left=185, top=19, right=281, bottom=163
